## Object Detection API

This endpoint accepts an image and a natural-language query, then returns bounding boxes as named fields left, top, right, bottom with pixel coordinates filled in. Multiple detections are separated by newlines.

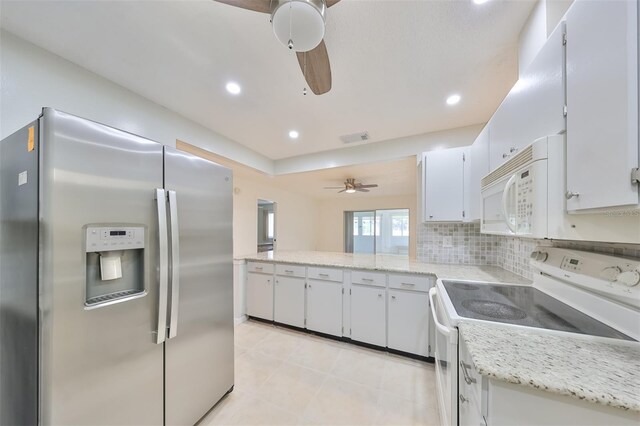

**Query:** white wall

left=316, top=195, right=418, bottom=259
left=0, top=30, right=274, bottom=174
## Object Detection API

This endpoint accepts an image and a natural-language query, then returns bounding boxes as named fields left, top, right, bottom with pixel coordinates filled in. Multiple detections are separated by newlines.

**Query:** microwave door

left=501, top=174, right=518, bottom=234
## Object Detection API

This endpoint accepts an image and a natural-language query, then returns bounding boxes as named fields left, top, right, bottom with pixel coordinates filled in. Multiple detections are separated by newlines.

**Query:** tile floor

left=200, top=319, right=441, bottom=426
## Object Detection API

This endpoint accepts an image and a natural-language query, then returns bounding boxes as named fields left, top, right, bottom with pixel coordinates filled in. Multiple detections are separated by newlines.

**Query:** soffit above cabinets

left=1, top=0, right=535, bottom=160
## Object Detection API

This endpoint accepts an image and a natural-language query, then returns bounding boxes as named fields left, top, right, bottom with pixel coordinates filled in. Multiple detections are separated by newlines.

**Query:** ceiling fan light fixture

left=345, top=188, right=356, bottom=194
left=272, top=0, right=326, bottom=52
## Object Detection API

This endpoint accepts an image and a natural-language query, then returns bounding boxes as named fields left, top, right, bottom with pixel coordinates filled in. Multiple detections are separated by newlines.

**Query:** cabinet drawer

left=307, top=267, right=343, bottom=282
left=351, top=270, right=386, bottom=288
left=275, top=264, right=306, bottom=278
left=459, top=338, right=482, bottom=405
left=388, top=274, right=432, bottom=292
left=247, top=262, right=274, bottom=274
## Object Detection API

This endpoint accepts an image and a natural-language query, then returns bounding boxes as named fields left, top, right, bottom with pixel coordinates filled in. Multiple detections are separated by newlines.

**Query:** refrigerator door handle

left=167, top=190, right=180, bottom=339
left=155, top=188, right=169, bottom=344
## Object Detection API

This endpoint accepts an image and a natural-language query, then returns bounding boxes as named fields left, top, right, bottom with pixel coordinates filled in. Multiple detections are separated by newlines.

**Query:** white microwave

left=481, top=135, right=564, bottom=238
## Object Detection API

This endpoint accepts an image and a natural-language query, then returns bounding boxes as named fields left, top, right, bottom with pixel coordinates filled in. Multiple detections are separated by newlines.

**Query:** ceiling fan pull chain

left=287, top=0, right=294, bottom=50
left=303, top=52, right=308, bottom=95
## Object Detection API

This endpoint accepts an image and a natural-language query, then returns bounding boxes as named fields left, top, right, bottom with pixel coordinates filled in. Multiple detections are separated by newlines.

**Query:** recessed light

left=446, top=94, right=461, bottom=105
left=288, top=130, right=299, bottom=139
left=473, top=0, right=489, bottom=4
left=225, top=82, right=241, bottom=95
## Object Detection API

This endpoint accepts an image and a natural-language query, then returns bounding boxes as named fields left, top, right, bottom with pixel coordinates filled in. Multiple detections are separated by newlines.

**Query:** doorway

left=344, top=208, right=409, bottom=256
left=257, top=199, right=276, bottom=253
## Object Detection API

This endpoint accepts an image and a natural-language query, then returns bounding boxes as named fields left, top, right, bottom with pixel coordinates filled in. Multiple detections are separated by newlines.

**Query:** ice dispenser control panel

left=86, top=226, right=144, bottom=252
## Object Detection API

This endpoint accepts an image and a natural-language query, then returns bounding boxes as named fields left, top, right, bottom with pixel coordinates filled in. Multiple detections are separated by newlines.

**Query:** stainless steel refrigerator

left=0, top=108, right=234, bottom=425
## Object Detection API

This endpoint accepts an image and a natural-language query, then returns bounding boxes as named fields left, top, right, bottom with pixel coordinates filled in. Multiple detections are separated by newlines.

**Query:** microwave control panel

left=516, top=169, right=534, bottom=232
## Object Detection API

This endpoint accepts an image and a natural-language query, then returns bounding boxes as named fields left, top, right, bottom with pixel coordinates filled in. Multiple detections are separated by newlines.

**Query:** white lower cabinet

left=387, top=290, right=429, bottom=356
left=306, top=279, right=343, bottom=337
left=246, top=272, right=273, bottom=321
left=350, top=284, right=386, bottom=347
left=274, top=275, right=305, bottom=328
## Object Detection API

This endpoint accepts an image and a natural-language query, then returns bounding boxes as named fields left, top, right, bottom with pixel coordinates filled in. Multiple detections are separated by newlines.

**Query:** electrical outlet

left=443, top=236, right=453, bottom=248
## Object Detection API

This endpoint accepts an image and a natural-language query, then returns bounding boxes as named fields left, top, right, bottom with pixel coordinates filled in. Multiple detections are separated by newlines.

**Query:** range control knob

left=536, top=251, right=549, bottom=262
left=616, top=270, right=640, bottom=287
left=600, top=266, right=622, bottom=282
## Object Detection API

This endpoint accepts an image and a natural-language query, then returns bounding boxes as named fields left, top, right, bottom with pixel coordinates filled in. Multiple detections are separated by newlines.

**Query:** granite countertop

left=238, top=251, right=530, bottom=284
left=458, top=321, right=640, bottom=412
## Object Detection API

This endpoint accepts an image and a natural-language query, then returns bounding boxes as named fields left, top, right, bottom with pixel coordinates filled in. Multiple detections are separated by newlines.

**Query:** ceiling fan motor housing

left=272, top=0, right=326, bottom=52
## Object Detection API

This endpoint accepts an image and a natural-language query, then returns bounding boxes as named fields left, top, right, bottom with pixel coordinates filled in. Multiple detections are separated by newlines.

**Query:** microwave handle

left=501, top=174, right=517, bottom=234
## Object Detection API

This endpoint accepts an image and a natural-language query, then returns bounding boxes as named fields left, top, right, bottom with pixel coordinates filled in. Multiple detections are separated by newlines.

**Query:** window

left=392, top=215, right=409, bottom=236
left=267, top=212, right=274, bottom=239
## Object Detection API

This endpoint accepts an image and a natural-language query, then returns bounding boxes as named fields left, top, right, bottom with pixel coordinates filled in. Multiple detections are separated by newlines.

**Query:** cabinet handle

left=255, top=266, right=263, bottom=270
left=391, top=295, right=396, bottom=300
left=378, top=293, right=382, bottom=298
left=400, top=282, right=415, bottom=286
left=565, top=190, right=580, bottom=200
left=318, top=273, right=330, bottom=277
left=267, top=279, right=271, bottom=283
left=459, top=394, right=468, bottom=404
left=285, top=270, right=294, bottom=273
left=362, top=278, right=374, bottom=282
left=509, top=147, right=518, bottom=154
left=308, top=284, right=312, bottom=289
left=502, top=153, right=510, bottom=159
left=460, top=361, right=476, bottom=384
left=276, top=280, right=279, bottom=284
left=429, top=215, right=434, bottom=219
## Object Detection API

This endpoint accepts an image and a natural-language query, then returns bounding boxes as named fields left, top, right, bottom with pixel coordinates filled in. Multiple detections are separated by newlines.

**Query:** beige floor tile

left=373, top=391, right=441, bottom=426
left=199, top=389, right=248, bottom=426
left=381, top=358, right=437, bottom=403
left=235, top=322, right=275, bottom=350
left=287, top=337, right=343, bottom=373
left=227, top=396, right=300, bottom=425
left=330, top=346, right=387, bottom=389
left=254, top=362, right=327, bottom=415
left=254, top=330, right=307, bottom=359
left=234, top=350, right=283, bottom=394
left=302, top=375, right=381, bottom=425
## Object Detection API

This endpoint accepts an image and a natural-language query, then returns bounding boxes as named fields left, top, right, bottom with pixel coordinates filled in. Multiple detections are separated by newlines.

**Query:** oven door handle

left=429, top=288, right=452, bottom=337
left=501, top=174, right=517, bottom=234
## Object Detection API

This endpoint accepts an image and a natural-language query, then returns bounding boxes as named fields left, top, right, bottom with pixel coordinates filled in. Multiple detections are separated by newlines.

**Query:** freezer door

left=164, top=146, right=234, bottom=426
left=39, top=109, right=164, bottom=425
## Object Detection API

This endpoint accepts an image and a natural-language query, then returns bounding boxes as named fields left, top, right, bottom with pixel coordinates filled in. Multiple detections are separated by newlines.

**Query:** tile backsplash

left=417, top=222, right=640, bottom=280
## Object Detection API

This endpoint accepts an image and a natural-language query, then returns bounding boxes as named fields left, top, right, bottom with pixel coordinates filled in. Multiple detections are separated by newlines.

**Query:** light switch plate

left=443, top=236, right=453, bottom=248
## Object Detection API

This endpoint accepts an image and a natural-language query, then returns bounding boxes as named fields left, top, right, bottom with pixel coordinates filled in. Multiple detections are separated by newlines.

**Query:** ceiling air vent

left=340, top=131, right=370, bottom=144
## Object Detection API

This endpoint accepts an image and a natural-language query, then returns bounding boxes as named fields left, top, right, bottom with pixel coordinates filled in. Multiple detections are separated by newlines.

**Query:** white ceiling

left=0, top=0, right=535, bottom=160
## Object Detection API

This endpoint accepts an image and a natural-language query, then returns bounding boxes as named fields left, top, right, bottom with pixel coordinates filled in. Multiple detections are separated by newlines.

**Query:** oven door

left=429, top=288, right=458, bottom=426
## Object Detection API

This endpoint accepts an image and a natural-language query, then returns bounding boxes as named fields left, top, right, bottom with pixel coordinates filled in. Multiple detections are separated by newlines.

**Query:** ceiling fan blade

left=355, top=188, right=370, bottom=192
left=357, top=184, right=378, bottom=188
left=326, top=0, right=341, bottom=7
left=213, top=0, right=271, bottom=13
left=323, top=186, right=345, bottom=189
left=296, top=40, right=332, bottom=95
left=338, top=189, right=347, bottom=193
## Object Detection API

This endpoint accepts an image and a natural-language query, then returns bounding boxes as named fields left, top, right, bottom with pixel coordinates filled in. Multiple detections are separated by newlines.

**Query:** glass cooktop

left=442, top=281, right=634, bottom=341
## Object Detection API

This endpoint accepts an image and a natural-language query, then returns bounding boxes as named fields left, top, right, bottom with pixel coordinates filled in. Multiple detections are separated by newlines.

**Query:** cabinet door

left=468, top=127, right=490, bottom=222
left=246, top=272, right=273, bottom=320
left=424, top=147, right=465, bottom=222
left=274, top=275, right=305, bottom=328
left=566, top=0, right=639, bottom=211
left=489, top=23, right=566, bottom=171
left=350, top=285, right=386, bottom=347
left=387, top=290, right=429, bottom=356
left=306, top=279, right=342, bottom=337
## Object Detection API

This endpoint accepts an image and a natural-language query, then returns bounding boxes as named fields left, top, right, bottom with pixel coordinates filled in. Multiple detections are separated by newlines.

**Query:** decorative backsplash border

left=417, top=222, right=640, bottom=280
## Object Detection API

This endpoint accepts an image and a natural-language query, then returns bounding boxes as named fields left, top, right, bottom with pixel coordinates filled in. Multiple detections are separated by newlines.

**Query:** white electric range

left=428, top=247, right=640, bottom=426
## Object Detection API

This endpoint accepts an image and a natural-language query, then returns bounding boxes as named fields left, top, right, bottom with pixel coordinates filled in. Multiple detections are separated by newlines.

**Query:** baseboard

left=234, top=315, right=247, bottom=326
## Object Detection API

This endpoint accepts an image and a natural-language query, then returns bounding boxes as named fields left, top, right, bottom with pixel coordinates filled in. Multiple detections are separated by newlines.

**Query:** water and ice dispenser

left=85, top=226, right=145, bottom=308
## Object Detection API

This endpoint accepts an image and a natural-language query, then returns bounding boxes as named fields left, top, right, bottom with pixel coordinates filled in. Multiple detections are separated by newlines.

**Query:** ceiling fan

left=324, top=178, right=379, bottom=193
left=213, top=0, right=340, bottom=95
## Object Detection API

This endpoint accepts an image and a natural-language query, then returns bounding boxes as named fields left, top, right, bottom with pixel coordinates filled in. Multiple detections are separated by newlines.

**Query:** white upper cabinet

left=467, top=126, right=490, bottom=222
left=489, top=22, right=566, bottom=171
left=565, top=0, right=639, bottom=211
left=422, top=146, right=467, bottom=222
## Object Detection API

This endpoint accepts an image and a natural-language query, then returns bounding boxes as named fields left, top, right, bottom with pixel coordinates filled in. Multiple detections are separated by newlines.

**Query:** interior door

left=39, top=109, right=164, bottom=425
left=164, top=146, right=234, bottom=426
